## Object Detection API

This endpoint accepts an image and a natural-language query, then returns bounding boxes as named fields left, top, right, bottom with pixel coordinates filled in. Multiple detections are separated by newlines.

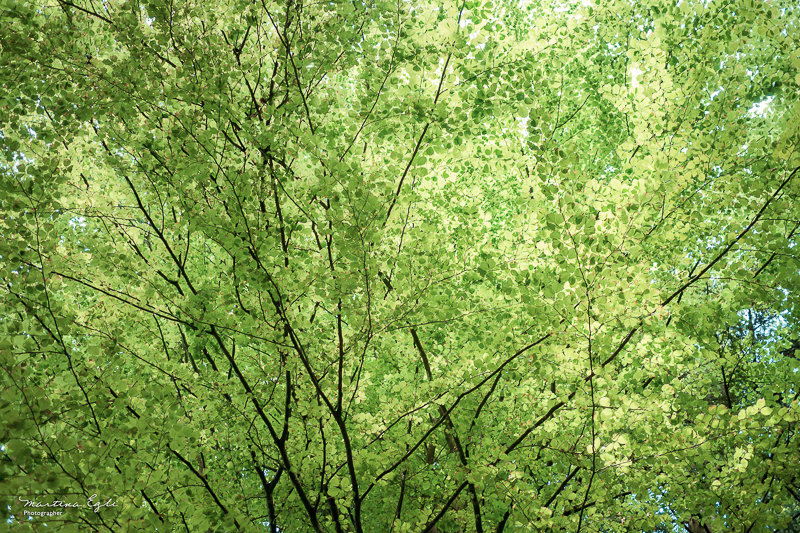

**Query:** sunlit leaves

left=2, top=0, right=800, bottom=531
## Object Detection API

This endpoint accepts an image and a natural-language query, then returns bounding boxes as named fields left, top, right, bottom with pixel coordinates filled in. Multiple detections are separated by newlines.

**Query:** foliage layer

left=2, top=0, right=800, bottom=531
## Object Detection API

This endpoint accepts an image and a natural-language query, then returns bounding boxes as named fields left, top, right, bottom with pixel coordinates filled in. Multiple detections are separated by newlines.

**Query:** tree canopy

left=2, top=0, right=800, bottom=531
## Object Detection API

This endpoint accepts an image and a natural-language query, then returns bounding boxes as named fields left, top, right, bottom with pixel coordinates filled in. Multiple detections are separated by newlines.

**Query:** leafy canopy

left=2, top=0, right=800, bottom=531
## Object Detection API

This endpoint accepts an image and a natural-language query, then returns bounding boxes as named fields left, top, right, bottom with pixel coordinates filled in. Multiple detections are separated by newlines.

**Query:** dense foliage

left=2, top=0, right=800, bottom=531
